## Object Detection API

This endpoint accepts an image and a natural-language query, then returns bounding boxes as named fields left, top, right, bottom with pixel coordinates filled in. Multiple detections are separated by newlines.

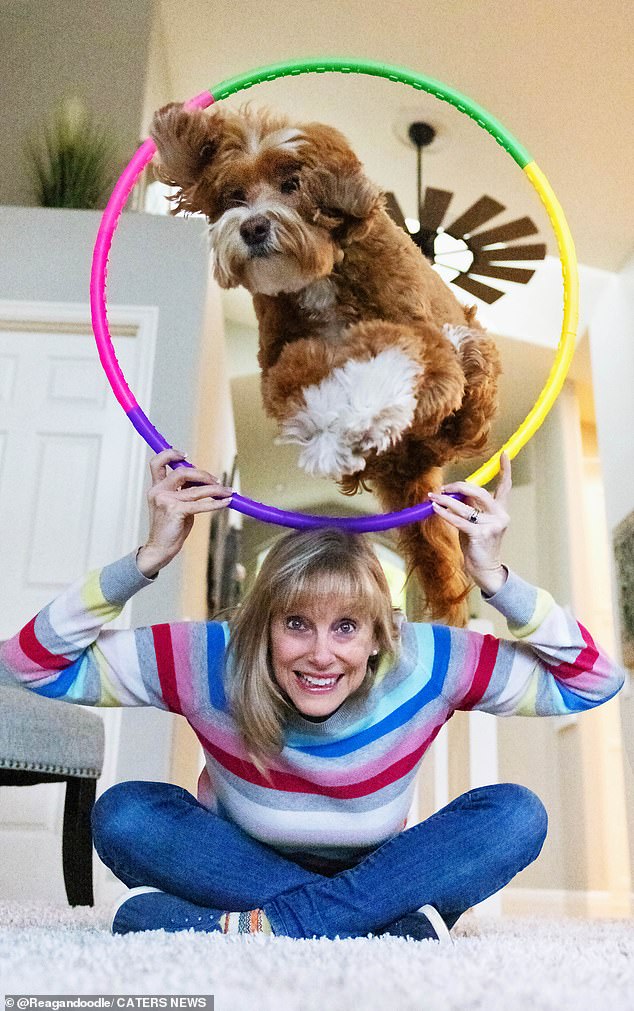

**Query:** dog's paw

left=276, top=376, right=366, bottom=478
left=277, top=424, right=366, bottom=479
left=299, top=433, right=366, bottom=479
left=338, top=349, right=422, bottom=455
left=277, top=348, right=422, bottom=478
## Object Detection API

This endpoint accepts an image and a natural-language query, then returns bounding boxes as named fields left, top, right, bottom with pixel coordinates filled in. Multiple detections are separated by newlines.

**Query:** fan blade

left=419, top=187, right=453, bottom=232
left=383, top=191, right=408, bottom=230
left=450, top=273, right=505, bottom=304
left=470, top=260, right=536, bottom=283
left=446, top=196, right=505, bottom=239
left=469, top=216, right=539, bottom=248
left=477, top=242, right=547, bottom=262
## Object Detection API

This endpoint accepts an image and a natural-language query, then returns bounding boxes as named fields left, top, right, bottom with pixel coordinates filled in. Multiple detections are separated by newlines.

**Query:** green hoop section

left=208, top=57, right=579, bottom=487
left=211, top=58, right=533, bottom=166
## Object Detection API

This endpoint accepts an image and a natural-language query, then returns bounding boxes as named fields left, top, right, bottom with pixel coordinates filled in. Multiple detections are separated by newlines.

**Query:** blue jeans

left=92, top=780, right=547, bottom=939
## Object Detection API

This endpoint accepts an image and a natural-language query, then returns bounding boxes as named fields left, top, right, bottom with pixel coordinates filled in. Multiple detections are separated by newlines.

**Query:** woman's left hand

left=428, top=451, right=512, bottom=596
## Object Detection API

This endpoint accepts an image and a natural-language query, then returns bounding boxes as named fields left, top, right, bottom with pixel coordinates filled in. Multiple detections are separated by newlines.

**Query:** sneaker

left=110, top=886, right=223, bottom=936
left=383, top=904, right=453, bottom=945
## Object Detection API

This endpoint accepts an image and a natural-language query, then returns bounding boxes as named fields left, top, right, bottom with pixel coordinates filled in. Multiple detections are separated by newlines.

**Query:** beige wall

left=0, top=0, right=154, bottom=207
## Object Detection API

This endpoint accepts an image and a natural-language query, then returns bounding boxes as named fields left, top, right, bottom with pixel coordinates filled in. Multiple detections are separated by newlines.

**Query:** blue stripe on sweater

left=295, top=625, right=451, bottom=757
left=432, top=623, right=452, bottom=692
left=33, top=657, right=81, bottom=698
left=206, top=622, right=227, bottom=710
left=555, top=677, right=623, bottom=712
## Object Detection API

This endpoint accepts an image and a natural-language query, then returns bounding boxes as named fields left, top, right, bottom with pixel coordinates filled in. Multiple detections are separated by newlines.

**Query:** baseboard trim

left=502, top=887, right=632, bottom=918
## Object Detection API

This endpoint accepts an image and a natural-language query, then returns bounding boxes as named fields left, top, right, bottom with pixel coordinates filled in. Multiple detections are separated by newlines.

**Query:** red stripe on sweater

left=544, top=622, right=599, bottom=681
left=19, top=617, right=73, bottom=671
left=151, top=624, right=181, bottom=714
left=460, top=633, right=500, bottom=710
left=197, top=723, right=444, bottom=799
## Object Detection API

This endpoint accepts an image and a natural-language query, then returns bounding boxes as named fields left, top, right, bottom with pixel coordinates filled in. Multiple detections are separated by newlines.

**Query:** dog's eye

left=226, top=189, right=247, bottom=207
left=280, top=176, right=300, bottom=194
left=199, top=142, right=216, bottom=165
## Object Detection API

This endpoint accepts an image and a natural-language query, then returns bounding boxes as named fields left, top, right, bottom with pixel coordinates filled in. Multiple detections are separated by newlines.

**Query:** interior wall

left=141, top=1, right=174, bottom=135
left=471, top=446, right=568, bottom=893
left=427, top=391, right=591, bottom=898
left=577, top=427, right=630, bottom=909
left=533, top=388, right=598, bottom=896
left=588, top=252, right=634, bottom=884
left=453, top=384, right=630, bottom=903
left=0, top=0, right=154, bottom=207
left=0, top=205, right=212, bottom=785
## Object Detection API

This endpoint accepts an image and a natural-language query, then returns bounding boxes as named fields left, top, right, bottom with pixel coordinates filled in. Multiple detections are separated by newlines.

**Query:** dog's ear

left=297, top=124, right=384, bottom=244
left=304, top=167, right=384, bottom=244
left=149, top=103, right=224, bottom=214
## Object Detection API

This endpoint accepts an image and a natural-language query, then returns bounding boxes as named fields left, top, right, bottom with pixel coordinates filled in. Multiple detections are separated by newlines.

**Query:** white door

left=0, top=300, right=157, bottom=903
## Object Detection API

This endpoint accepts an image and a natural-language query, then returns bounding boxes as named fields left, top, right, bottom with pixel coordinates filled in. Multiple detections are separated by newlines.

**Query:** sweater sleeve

left=437, top=569, right=625, bottom=716
left=0, top=552, right=226, bottom=713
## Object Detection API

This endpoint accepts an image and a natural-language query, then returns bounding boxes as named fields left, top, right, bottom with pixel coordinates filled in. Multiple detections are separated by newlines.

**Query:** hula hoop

left=90, top=56, right=578, bottom=532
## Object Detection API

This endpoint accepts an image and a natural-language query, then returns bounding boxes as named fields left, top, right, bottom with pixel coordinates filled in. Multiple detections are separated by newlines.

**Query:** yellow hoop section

left=467, top=160, right=579, bottom=487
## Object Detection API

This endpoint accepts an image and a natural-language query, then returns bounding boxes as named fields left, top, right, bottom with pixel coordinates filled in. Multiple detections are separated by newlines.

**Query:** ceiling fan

left=384, top=122, right=547, bottom=304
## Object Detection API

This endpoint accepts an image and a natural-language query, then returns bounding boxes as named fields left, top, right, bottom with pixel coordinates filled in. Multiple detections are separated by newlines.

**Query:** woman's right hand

left=136, top=449, right=233, bottom=578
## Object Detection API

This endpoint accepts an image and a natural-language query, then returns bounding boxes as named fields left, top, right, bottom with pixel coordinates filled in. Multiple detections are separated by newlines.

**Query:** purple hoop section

left=91, top=88, right=462, bottom=531
left=229, top=495, right=446, bottom=531
left=126, top=405, right=171, bottom=454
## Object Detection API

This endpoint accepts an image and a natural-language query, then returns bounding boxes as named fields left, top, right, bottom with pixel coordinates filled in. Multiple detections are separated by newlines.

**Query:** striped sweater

left=0, top=551, right=625, bottom=866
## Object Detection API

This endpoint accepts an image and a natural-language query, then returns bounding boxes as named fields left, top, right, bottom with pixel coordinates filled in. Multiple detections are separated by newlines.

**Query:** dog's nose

left=240, top=215, right=271, bottom=247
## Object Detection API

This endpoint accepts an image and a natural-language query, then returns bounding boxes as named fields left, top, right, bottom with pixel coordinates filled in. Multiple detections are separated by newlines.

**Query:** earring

left=371, top=649, right=379, bottom=656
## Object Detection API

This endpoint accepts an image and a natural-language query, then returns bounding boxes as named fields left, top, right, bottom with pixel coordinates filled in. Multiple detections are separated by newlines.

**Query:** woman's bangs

left=274, top=564, right=380, bottom=620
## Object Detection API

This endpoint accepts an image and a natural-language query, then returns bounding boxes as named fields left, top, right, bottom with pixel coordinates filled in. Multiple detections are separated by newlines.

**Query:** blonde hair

left=227, top=528, right=400, bottom=768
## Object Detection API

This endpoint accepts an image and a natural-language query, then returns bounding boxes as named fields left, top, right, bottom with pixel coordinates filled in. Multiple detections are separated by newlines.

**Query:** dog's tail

left=372, top=465, right=472, bottom=627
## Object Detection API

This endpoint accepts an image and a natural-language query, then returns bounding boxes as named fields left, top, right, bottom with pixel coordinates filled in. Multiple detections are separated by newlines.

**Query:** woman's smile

left=294, top=671, right=343, bottom=692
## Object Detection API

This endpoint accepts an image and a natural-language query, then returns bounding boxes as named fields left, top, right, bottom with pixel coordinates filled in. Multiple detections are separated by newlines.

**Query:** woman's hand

left=428, top=451, right=512, bottom=596
left=136, top=449, right=233, bottom=578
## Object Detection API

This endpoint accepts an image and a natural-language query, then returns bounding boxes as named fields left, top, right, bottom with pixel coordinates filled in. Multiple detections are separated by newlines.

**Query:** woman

left=0, top=450, right=624, bottom=942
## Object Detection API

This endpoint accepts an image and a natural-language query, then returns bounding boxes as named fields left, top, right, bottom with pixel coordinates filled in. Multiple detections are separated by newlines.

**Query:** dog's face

left=150, top=104, right=383, bottom=295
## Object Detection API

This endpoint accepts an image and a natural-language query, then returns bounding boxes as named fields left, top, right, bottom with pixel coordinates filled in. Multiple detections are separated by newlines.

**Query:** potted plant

left=26, top=97, right=118, bottom=210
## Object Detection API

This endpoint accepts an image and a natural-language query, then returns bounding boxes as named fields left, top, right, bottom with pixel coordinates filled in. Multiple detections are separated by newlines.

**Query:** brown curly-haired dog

left=150, top=103, right=501, bottom=625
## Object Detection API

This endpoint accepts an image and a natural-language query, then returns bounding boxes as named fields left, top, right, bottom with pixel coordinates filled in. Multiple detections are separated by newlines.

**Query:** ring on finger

left=468, top=507, right=481, bottom=524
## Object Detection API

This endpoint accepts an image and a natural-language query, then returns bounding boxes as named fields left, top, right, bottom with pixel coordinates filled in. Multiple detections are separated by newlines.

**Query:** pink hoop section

left=89, top=91, right=215, bottom=414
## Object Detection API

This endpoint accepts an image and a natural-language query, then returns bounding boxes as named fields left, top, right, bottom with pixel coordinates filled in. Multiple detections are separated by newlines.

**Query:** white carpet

left=1, top=903, right=633, bottom=1010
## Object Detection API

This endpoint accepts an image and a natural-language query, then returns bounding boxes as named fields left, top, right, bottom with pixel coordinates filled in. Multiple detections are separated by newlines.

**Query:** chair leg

left=62, top=776, right=97, bottom=906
